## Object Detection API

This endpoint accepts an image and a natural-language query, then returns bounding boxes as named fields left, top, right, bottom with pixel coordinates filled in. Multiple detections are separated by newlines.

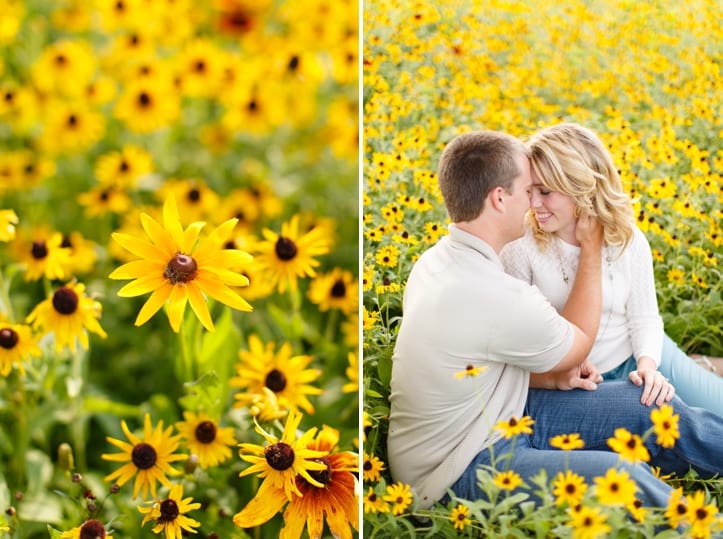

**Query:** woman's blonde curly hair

left=526, top=123, right=635, bottom=254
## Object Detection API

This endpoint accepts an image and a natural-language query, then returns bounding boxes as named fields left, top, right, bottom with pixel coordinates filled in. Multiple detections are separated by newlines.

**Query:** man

left=387, top=130, right=723, bottom=509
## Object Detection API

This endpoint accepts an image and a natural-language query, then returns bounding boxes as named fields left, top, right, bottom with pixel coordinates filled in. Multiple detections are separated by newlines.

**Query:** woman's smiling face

left=529, top=168, right=579, bottom=244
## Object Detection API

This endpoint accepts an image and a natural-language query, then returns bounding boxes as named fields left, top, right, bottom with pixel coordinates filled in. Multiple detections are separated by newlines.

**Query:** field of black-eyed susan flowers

left=0, top=1, right=358, bottom=538
left=363, top=0, right=721, bottom=537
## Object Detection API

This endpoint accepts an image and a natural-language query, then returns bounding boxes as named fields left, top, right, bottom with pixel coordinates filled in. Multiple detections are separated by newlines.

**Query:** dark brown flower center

left=565, top=483, right=576, bottom=494
left=363, top=460, right=372, bottom=471
left=131, top=442, right=157, bottom=470
left=31, top=240, right=48, bottom=260
left=264, top=442, right=294, bottom=471
left=187, top=188, right=201, bottom=202
left=165, top=253, right=198, bottom=284
left=265, top=369, right=287, bottom=392
left=0, top=328, right=19, bottom=349
left=626, top=439, right=636, bottom=449
left=307, top=458, right=332, bottom=486
left=52, top=287, right=79, bottom=315
left=79, top=519, right=106, bottom=539
left=138, top=92, right=151, bottom=108
left=195, top=420, right=217, bottom=444
left=158, top=499, right=179, bottom=523
left=274, top=237, right=297, bottom=261
left=119, top=160, right=129, bottom=173
left=67, top=114, right=78, bottom=127
left=696, top=508, right=709, bottom=520
left=330, top=280, right=346, bottom=298
left=287, top=55, right=300, bottom=72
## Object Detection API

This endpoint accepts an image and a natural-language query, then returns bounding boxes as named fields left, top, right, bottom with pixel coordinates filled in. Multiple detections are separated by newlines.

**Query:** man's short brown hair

left=437, top=130, right=528, bottom=222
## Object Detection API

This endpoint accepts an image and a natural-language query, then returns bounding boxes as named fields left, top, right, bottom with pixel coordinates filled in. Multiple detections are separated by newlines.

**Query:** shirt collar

left=447, top=223, right=503, bottom=269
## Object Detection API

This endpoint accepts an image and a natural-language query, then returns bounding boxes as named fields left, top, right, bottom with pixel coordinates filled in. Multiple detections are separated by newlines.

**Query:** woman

left=500, top=122, right=723, bottom=415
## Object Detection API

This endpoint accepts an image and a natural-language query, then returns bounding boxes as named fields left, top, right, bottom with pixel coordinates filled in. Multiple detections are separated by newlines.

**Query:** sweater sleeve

left=626, top=228, right=664, bottom=366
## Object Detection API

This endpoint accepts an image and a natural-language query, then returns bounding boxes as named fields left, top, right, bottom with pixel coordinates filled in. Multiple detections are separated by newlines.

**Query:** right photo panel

left=362, top=1, right=723, bottom=536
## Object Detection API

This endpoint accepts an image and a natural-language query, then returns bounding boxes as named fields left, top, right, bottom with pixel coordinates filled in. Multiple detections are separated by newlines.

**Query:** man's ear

left=488, top=186, right=505, bottom=212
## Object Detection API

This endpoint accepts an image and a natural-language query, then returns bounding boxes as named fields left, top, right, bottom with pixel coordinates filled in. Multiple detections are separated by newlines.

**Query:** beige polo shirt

left=387, top=224, right=574, bottom=508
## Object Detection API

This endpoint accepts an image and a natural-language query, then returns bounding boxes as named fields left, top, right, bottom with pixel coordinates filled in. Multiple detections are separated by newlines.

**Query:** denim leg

left=658, top=333, right=723, bottom=417
left=526, top=381, right=723, bottom=479
left=445, top=432, right=671, bottom=508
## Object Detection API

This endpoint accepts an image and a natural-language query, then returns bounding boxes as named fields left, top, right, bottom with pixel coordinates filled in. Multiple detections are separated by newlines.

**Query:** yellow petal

left=166, top=284, right=188, bottom=333
left=186, top=281, right=214, bottom=332
left=233, top=480, right=287, bottom=528
left=140, top=213, right=176, bottom=254
left=195, top=274, right=252, bottom=311
left=135, top=283, right=173, bottom=326
left=112, top=232, right=168, bottom=261
left=109, top=259, right=164, bottom=280
left=117, top=273, right=168, bottom=297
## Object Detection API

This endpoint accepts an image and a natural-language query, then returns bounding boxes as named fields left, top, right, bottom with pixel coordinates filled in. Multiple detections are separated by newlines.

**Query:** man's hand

left=530, top=360, right=602, bottom=391
left=629, top=356, right=675, bottom=406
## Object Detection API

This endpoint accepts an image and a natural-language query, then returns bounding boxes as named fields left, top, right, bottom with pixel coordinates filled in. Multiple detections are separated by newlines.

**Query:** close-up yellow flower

left=553, top=470, right=588, bottom=507
left=650, top=404, right=680, bottom=449
left=686, top=490, right=718, bottom=539
left=109, top=195, right=253, bottom=333
left=0, top=322, right=41, bottom=376
left=251, top=214, right=333, bottom=293
left=493, top=470, right=523, bottom=491
left=25, top=281, right=107, bottom=353
left=567, top=505, right=611, bottom=539
left=230, top=334, right=322, bottom=415
left=382, top=481, right=413, bottom=516
left=606, top=427, right=651, bottom=463
left=550, top=433, right=585, bottom=451
left=138, top=483, right=201, bottom=539
left=102, top=413, right=187, bottom=500
left=235, top=409, right=328, bottom=503
left=13, top=229, right=71, bottom=282
left=593, top=468, right=637, bottom=507
left=364, top=486, right=390, bottom=514
left=450, top=504, right=472, bottom=531
left=363, top=451, right=385, bottom=483
left=307, top=267, right=359, bottom=314
left=664, top=487, right=688, bottom=529
left=175, top=411, right=236, bottom=469
left=494, top=415, right=535, bottom=439
left=60, top=519, right=113, bottom=539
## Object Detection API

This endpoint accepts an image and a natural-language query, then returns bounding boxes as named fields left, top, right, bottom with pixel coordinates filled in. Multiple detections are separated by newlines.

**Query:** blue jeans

left=446, top=381, right=723, bottom=509
left=602, top=334, right=723, bottom=417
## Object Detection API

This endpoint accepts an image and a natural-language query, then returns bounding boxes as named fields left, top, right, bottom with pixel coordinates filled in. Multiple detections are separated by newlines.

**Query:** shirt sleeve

left=626, top=229, right=664, bottom=366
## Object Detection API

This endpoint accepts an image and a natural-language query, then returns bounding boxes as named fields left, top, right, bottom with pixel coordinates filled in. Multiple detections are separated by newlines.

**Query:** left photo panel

left=0, top=1, right=359, bottom=538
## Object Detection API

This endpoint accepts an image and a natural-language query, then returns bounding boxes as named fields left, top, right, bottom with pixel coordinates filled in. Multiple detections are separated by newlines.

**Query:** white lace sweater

left=499, top=227, right=664, bottom=373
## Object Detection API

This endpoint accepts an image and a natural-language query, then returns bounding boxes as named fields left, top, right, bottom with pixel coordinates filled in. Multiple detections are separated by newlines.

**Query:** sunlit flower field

left=363, top=0, right=722, bottom=537
left=0, top=1, right=358, bottom=537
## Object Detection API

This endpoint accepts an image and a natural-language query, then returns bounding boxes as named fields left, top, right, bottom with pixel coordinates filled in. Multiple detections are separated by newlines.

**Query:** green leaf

left=377, top=354, right=392, bottom=386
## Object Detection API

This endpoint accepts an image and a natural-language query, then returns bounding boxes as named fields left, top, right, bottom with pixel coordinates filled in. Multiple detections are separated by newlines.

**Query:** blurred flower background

left=0, top=0, right=359, bottom=537
left=363, top=0, right=721, bottom=536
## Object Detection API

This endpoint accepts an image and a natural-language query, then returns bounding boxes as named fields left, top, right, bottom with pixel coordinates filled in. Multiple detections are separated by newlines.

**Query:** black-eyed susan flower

left=157, top=179, right=220, bottom=224
left=364, top=486, right=389, bottom=514
left=494, top=415, right=534, bottom=439
left=280, top=426, right=358, bottom=539
left=687, top=490, right=718, bottom=538
left=94, top=145, right=153, bottom=188
left=593, top=468, right=637, bottom=507
left=243, top=386, right=288, bottom=422
left=650, top=404, right=680, bottom=448
left=627, top=498, right=647, bottom=523
left=251, top=214, right=332, bottom=293
left=0, top=322, right=40, bottom=376
left=60, top=519, right=113, bottom=539
left=175, top=411, right=236, bottom=469
left=550, top=432, right=585, bottom=451
left=39, top=100, right=105, bottom=155
left=363, top=451, right=385, bottom=483
left=236, top=409, right=328, bottom=502
left=26, top=282, right=106, bottom=353
left=454, top=363, right=486, bottom=379
left=0, top=209, right=18, bottom=241
left=493, top=470, right=523, bottom=491
left=138, top=483, right=201, bottom=539
left=109, top=195, right=252, bottom=333
left=383, top=481, right=413, bottom=516
left=230, top=334, right=322, bottom=414
left=113, top=79, right=180, bottom=133
left=566, top=505, right=611, bottom=539
left=102, top=413, right=186, bottom=500
left=450, top=504, right=472, bottom=531
left=606, top=427, right=650, bottom=463
left=553, top=470, right=588, bottom=507
left=307, top=267, right=358, bottom=315
left=13, top=229, right=71, bottom=281
left=59, top=232, right=98, bottom=276
left=664, top=487, right=688, bottom=529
